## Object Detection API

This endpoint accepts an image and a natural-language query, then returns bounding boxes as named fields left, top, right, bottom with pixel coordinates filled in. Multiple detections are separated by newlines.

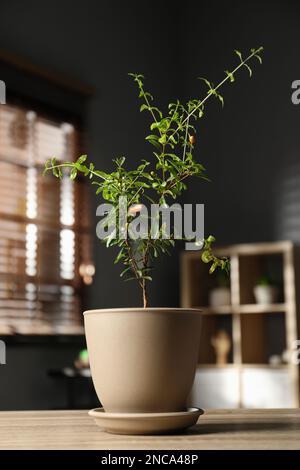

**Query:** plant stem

left=124, top=239, right=150, bottom=308
left=124, top=239, right=142, bottom=280
left=142, top=279, right=148, bottom=308
left=141, top=239, right=150, bottom=307
left=46, top=163, right=102, bottom=180
left=128, top=185, right=144, bottom=206
left=140, top=83, right=162, bottom=135
left=125, top=239, right=149, bottom=307
left=46, top=162, right=122, bottom=192
left=161, top=142, right=166, bottom=181
left=182, top=116, right=190, bottom=161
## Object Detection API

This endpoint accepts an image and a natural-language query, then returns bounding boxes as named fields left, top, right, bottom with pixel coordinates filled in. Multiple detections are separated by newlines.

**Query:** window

left=0, top=103, right=94, bottom=334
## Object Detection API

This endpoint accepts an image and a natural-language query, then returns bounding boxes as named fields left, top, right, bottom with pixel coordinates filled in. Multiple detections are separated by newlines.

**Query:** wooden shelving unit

left=181, top=241, right=300, bottom=408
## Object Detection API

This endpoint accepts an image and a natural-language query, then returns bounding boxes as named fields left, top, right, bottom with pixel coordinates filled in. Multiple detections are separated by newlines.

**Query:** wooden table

left=0, top=409, right=299, bottom=450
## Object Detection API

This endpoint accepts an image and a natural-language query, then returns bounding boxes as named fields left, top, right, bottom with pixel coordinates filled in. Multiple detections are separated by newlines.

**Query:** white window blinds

left=0, top=103, right=94, bottom=335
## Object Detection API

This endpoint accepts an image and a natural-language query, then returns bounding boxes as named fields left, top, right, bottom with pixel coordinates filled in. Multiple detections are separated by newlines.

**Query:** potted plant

left=209, top=270, right=231, bottom=308
left=254, top=275, right=279, bottom=305
left=44, top=47, right=263, bottom=431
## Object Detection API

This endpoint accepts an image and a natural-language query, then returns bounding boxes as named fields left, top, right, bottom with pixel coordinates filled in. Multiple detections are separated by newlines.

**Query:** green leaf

left=217, top=93, right=224, bottom=107
left=158, top=134, right=167, bottom=144
left=115, top=156, right=126, bottom=167
left=94, top=170, right=110, bottom=179
left=145, top=134, right=161, bottom=149
left=199, top=77, right=212, bottom=89
left=209, top=261, right=218, bottom=274
left=114, top=249, right=125, bottom=264
left=244, top=63, right=252, bottom=77
left=235, top=49, right=243, bottom=62
left=77, top=155, right=87, bottom=164
left=70, top=168, right=78, bottom=180
left=140, top=104, right=149, bottom=112
left=201, top=250, right=212, bottom=263
left=105, top=231, right=116, bottom=247
left=150, top=122, right=159, bottom=130
left=225, top=70, right=235, bottom=83
left=144, top=91, right=153, bottom=101
left=169, top=135, right=177, bottom=145
left=254, top=54, right=262, bottom=64
left=120, top=266, right=132, bottom=277
left=145, top=134, right=159, bottom=142
left=207, top=235, right=216, bottom=244
left=52, top=165, right=62, bottom=179
left=251, top=48, right=263, bottom=64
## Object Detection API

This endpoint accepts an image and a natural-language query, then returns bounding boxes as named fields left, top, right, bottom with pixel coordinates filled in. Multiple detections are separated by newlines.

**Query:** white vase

left=253, top=285, right=279, bottom=305
left=209, top=287, right=231, bottom=308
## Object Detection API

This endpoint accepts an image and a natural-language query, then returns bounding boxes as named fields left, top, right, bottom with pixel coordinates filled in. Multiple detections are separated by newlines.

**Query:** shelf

left=238, top=303, right=287, bottom=314
left=181, top=241, right=293, bottom=260
left=197, top=364, right=236, bottom=369
left=242, top=363, right=290, bottom=369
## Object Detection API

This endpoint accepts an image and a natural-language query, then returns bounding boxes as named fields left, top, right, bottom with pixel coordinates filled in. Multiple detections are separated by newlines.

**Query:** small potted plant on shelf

left=44, top=47, right=263, bottom=434
left=254, top=275, right=279, bottom=305
left=209, top=270, right=231, bottom=308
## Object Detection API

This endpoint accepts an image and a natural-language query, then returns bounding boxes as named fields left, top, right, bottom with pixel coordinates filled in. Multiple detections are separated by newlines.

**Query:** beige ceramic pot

left=84, top=308, right=202, bottom=413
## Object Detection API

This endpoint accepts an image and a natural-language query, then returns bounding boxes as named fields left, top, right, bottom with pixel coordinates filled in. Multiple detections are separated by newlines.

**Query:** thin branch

left=182, top=116, right=190, bottom=161
left=139, top=82, right=162, bottom=134
left=45, top=162, right=121, bottom=191
left=124, top=239, right=144, bottom=289
left=171, top=47, right=263, bottom=138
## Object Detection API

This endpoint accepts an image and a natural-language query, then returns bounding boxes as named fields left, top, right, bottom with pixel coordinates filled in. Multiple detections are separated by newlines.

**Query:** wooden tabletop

left=0, top=409, right=299, bottom=450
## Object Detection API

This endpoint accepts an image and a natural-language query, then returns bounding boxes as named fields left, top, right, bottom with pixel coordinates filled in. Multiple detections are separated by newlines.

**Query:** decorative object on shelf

left=74, top=349, right=89, bottom=369
left=282, top=349, right=290, bottom=364
left=269, top=349, right=290, bottom=366
left=254, top=276, right=279, bottom=305
left=45, top=47, right=263, bottom=434
left=211, top=330, right=231, bottom=365
left=209, top=271, right=231, bottom=308
left=269, top=354, right=282, bottom=366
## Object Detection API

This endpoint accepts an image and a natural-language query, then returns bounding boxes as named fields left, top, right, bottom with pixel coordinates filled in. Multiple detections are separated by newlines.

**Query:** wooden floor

left=0, top=409, right=299, bottom=450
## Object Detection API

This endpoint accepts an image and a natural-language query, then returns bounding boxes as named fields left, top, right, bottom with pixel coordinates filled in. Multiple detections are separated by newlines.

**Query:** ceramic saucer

left=88, top=407, right=204, bottom=435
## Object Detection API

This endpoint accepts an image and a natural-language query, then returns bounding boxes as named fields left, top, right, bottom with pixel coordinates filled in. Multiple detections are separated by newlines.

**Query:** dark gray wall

left=183, top=0, right=300, bottom=245
left=0, top=0, right=300, bottom=409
